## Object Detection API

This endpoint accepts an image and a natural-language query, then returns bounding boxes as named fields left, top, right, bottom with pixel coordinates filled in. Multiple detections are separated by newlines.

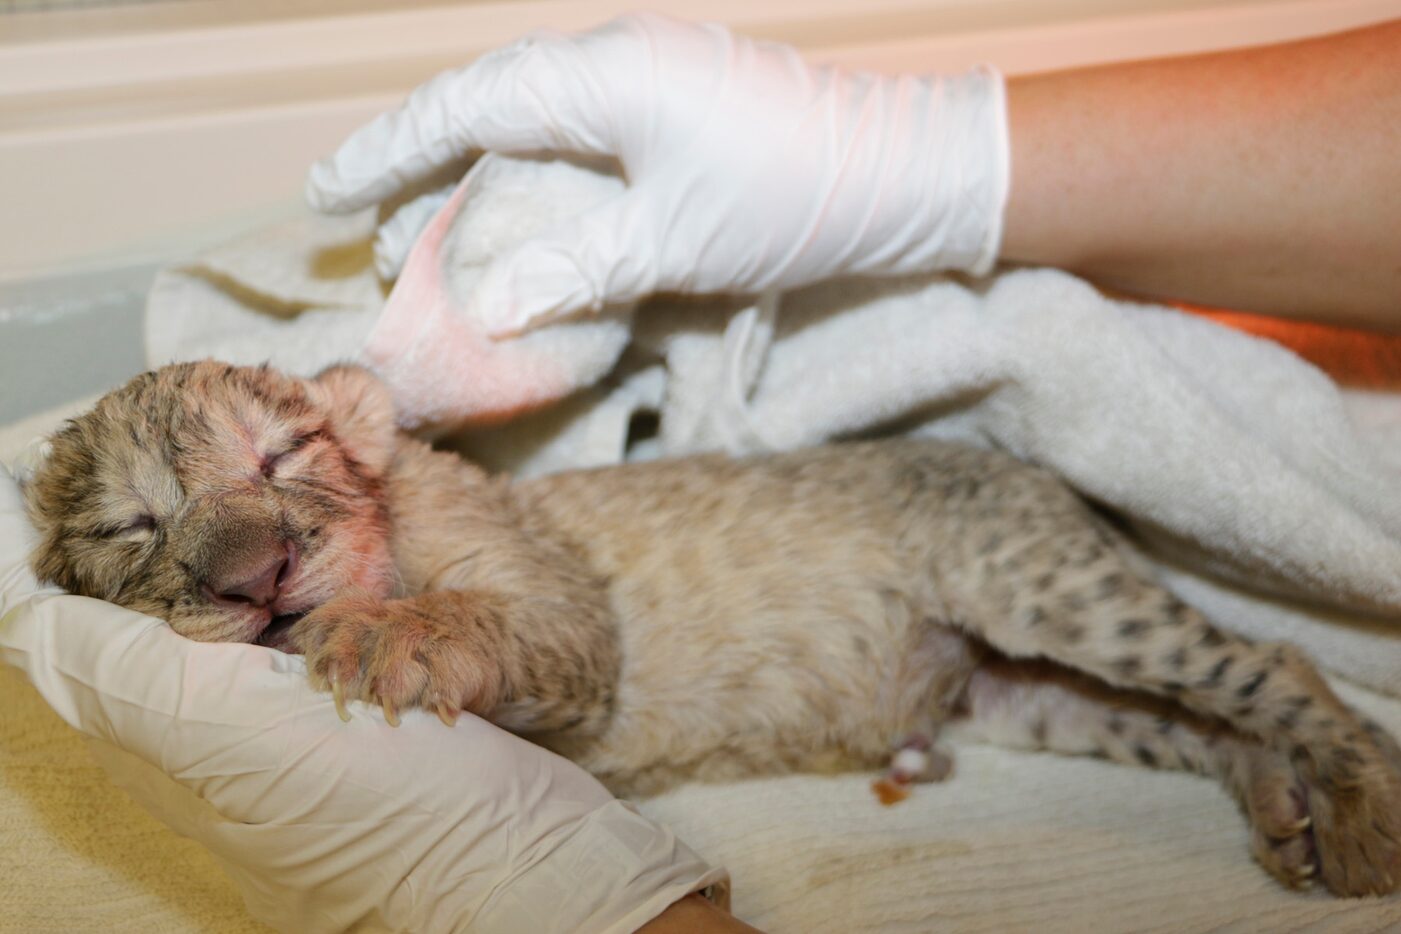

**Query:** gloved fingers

left=469, top=190, right=659, bottom=337
left=307, top=31, right=618, bottom=214
left=374, top=183, right=455, bottom=281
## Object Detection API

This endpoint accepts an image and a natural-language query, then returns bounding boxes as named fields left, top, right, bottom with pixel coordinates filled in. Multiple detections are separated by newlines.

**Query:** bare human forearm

left=1001, top=18, right=1401, bottom=331
left=636, top=893, right=765, bottom=934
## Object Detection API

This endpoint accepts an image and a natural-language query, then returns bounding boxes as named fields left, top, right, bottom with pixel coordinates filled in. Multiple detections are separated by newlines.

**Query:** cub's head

left=21, top=360, right=399, bottom=648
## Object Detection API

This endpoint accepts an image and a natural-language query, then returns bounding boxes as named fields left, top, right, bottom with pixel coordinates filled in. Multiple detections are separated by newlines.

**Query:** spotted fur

left=22, top=361, right=1401, bottom=897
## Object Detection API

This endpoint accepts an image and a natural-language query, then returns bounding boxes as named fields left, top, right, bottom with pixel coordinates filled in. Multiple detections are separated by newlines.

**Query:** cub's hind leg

left=957, top=655, right=1317, bottom=888
left=940, top=476, right=1401, bottom=896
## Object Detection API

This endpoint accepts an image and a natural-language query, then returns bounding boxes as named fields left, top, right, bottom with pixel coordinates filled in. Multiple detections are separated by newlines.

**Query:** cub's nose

left=207, top=543, right=299, bottom=609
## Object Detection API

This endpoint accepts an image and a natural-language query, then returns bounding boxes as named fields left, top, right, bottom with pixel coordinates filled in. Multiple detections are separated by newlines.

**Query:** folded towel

left=361, top=155, right=636, bottom=434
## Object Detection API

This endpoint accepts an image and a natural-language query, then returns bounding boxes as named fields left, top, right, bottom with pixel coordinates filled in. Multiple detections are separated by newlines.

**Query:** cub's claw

left=330, top=670, right=351, bottom=723
left=382, top=698, right=401, bottom=728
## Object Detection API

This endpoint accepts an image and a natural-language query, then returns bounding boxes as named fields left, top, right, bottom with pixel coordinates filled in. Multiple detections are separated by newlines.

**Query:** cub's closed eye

left=262, top=430, right=324, bottom=477
left=101, top=515, right=156, bottom=539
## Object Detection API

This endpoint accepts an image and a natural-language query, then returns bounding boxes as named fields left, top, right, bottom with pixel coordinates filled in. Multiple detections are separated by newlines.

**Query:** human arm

left=638, top=892, right=765, bottom=933
left=308, top=14, right=1400, bottom=335
left=307, top=13, right=1007, bottom=336
left=1002, top=18, right=1401, bottom=331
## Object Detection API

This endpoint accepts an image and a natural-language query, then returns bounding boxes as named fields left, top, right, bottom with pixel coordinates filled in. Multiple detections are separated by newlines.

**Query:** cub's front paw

left=290, top=591, right=503, bottom=727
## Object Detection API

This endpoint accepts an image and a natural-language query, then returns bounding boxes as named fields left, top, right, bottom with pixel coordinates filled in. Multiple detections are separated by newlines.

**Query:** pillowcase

left=0, top=466, right=727, bottom=932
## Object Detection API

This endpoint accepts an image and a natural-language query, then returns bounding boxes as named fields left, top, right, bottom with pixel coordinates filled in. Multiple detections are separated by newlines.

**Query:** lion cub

left=20, top=361, right=1401, bottom=896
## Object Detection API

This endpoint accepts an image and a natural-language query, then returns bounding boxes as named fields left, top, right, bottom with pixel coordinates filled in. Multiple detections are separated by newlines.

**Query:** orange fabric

left=1183, top=306, right=1401, bottom=390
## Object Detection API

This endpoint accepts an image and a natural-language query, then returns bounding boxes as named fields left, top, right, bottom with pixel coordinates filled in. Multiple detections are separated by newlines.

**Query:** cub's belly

left=574, top=571, right=974, bottom=789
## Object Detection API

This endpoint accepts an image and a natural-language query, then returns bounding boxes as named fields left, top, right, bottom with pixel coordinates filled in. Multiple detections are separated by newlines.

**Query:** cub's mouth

left=257, top=613, right=307, bottom=652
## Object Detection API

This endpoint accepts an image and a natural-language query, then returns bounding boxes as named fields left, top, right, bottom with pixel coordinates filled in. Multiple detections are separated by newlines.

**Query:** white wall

left=2, top=0, right=1399, bottom=282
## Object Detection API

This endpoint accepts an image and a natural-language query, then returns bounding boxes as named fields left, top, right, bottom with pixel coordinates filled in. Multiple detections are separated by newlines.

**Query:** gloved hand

left=307, top=12, right=1009, bottom=337
left=0, top=465, right=726, bottom=933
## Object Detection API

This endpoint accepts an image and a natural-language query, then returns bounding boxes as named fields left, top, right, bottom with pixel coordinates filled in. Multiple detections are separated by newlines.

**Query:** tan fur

left=23, top=361, right=1401, bottom=897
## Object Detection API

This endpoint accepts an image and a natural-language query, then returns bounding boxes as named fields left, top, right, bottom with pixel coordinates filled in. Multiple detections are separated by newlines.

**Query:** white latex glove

left=0, top=466, right=726, bottom=933
left=307, top=12, right=1009, bottom=337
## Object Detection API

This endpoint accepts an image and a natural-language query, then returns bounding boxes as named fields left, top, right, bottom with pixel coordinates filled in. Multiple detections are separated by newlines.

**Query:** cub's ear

left=307, top=364, right=397, bottom=476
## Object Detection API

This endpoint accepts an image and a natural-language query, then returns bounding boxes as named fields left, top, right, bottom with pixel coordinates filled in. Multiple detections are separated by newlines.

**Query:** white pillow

left=0, top=466, right=727, bottom=932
